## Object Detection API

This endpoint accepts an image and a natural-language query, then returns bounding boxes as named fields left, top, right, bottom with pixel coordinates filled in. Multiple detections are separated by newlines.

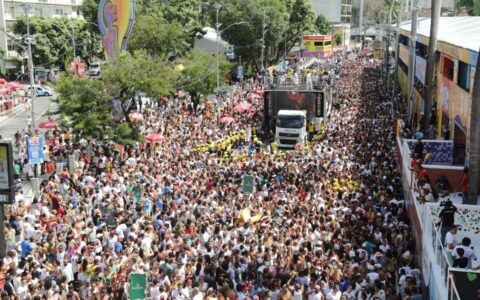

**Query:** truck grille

left=279, top=139, right=298, bottom=145
left=278, top=132, right=299, bottom=138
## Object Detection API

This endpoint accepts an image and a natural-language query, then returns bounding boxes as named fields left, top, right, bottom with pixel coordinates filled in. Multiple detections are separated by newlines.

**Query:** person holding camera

left=438, top=200, right=457, bottom=245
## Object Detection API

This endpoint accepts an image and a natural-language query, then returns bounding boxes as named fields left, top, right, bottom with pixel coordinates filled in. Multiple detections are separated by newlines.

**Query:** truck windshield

left=276, top=116, right=304, bottom=128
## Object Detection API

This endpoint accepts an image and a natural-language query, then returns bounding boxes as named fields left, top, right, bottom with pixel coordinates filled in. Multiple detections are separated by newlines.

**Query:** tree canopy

left=11, top=17, right=102, bottom=67
left=177, top=49, right=231, bottom=96
left=314, top=14, right=331, bottom=35
left=456, top=0, right=480, bottom=15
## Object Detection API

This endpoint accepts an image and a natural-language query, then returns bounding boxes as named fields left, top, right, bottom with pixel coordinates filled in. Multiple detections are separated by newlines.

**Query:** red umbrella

left=39, top=121, right=57, bottom=129
left=129, top=112, right=143, bottom=121
left=146, top=133, right=165, bottom=142
left=219, top=116, right=235, bottom=124
left=233, top=102, right=251, bottom=112
left=0, top=79, right=7, bottom=85
left=7, top=82, right=23, bottom=89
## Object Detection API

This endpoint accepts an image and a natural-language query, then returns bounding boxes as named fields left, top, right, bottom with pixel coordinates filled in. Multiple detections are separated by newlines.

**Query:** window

left=324, top=41, right=332, bottom=46
left=442, top=57, right=454, bottom=81
left=416, top=42, right=428, bottom=58
left=314, top=41, right=323, bottom=47
left=398, top=58, right=408, bottom=74
left=55, top=8, right=63, bottom=15
left=34, top=7, right=43, bottom=16
left=7, top=39, right=15, bottom=51
left=399, top=35, right=409, bottom=46
left=458, top=61, right=471, bottom=92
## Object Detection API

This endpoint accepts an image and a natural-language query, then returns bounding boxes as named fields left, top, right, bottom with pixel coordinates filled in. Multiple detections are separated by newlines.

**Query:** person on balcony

left=452, top=247, right=468, bottom=268
left=452, top=237, right=477, bottom=269
left=438, top=200, right=457, bottom=245
left=459, top=167, right=469, bottom=203
left=445, top=225, right=458, bottom=251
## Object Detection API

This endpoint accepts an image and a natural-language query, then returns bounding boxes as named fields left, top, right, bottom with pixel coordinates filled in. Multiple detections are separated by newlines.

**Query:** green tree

left=56, top=51, right=176, bottom=144
left=456, top=0, right=480, bottom=15
left=334, top=32, right=343, bottom=46
left=128, top=15, right=188, bottom=56
left=177, top=49, right=231, bottom=96
left=314, top=14, right=331, bottom=34
left=12, top=17, right=102, bottom=67
left=211, top=0, right=288, bottom=70
left=280, top=0, right=316, bottom=59
left=55, top=76, right=112, bottom=139
left=102, top=51, right=175, bottom=129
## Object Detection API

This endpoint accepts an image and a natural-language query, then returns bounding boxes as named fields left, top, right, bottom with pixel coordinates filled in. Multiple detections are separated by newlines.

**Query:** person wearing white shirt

left=452, top=237, right=477, bottom=268
left=326, top=284, right=341, bottom=300
left=149, top=279, right=161, bottom=300
left=445, top=225, right=458, bottom=250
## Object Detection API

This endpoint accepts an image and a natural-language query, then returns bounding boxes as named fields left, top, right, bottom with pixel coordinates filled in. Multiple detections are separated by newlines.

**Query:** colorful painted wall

left=397, top=28, right=478, bottom=156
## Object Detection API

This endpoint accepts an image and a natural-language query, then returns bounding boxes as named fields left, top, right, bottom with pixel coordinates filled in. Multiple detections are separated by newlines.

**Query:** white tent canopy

left=194, top=27, right=229, bottom=55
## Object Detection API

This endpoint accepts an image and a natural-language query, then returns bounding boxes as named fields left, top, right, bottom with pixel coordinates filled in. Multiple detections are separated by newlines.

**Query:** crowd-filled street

left=0, top=54, right=424, bottom=300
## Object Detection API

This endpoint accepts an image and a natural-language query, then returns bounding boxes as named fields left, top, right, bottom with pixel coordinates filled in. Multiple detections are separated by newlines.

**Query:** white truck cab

left=275, top=110, right=308, bottom=149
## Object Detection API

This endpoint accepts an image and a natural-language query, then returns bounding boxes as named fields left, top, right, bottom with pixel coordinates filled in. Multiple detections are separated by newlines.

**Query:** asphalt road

left=0, top=95, right=57, bottom=140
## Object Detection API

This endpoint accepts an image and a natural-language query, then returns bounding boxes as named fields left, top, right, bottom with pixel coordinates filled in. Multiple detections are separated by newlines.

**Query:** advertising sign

left=129, top=273, right=146, bottom=300
left=0, top=143, right=14, bottom=204
left=26, top=136, right=44, bottom=165
left=237, top=66, right=244, bottom=80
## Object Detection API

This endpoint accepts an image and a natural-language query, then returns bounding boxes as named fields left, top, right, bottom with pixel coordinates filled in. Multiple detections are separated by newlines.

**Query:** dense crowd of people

left=1, top=54, right=423, bottom=300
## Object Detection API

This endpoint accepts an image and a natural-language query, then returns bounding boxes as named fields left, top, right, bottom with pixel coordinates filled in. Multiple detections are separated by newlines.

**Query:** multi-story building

left=394, top=16, right=480, bottom=300
left=0, top=0, right=83, bottom=71
left=310, top=0, right=352, bottom=49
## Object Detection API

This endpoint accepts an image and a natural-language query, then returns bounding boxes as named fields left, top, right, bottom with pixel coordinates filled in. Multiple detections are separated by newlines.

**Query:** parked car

left=24, top=85, right=55, bottom=97
left=88, top=61, right=106, bottom=77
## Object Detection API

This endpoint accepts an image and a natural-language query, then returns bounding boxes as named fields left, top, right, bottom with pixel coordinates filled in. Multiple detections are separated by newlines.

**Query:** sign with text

left=26, top=136, right=44, bottom=165
left=0, top=143, right=14, bottom=204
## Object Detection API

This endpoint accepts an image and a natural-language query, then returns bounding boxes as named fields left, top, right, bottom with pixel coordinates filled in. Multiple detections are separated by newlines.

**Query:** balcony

left=396, top=133, right=480, bottom=300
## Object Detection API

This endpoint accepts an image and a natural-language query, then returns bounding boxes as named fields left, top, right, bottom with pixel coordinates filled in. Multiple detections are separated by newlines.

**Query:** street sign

left=243, top=175, right=254, bottom=194
left=237, top=66, right=244, bottom=80
left=129, top=273, right=147, bottom=300
left=26, top=136, right=44, bottom=164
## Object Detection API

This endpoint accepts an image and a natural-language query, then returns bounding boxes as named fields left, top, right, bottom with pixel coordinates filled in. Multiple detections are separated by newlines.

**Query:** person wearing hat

left=439, top=200, right=457, bottom=245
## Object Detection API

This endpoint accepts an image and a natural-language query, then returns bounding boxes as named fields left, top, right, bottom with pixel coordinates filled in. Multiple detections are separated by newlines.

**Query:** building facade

left=0, top=0, right=83, bottom=71
left=395, top=17, right=480, bottom=165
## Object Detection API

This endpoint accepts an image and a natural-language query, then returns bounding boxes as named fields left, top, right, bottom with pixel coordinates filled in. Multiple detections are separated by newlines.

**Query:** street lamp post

left=261, top=10, right=266, bottom=71
left=52, top=23, right=77, bottom=60
left=21, top=2, right=36, bottom=132
left=214, top=3, right=222, bottom=93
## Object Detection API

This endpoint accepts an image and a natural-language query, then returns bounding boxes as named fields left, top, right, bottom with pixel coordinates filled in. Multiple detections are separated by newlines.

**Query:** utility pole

left=392, top=0, right=405, bottom=102
left=71, top=25, right=76, bottom=60
left=385, top=0, right=395, bottom=95
left=467, top=51, right=480, bottom=204
left=407, top=7, right=418, bottom=126
left=423, top=0, right=442, bottom=131
left=22, top=2, right=36, bottom=132
left=261, top=10, right=266, bottom=71
left=214, top=3, right=222, bottom=93
left=359, top=0, right=364, bottom=50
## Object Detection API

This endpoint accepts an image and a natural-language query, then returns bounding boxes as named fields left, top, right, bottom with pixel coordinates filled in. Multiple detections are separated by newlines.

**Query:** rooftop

left=398, top=17, right=480, bottom=53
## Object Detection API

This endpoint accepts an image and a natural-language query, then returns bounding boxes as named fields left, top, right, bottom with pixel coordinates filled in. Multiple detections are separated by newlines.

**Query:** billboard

left=98, top=0, right=136, bottom=60
left=0, top=143, right=14, bottom=204
left=267, top=91, right=324, bottom=122
left=26, top=136, right=44, bottom=165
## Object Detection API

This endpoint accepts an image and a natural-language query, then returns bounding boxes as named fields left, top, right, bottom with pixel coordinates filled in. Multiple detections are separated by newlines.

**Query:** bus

left=301, top=35, right=333, bottom=58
